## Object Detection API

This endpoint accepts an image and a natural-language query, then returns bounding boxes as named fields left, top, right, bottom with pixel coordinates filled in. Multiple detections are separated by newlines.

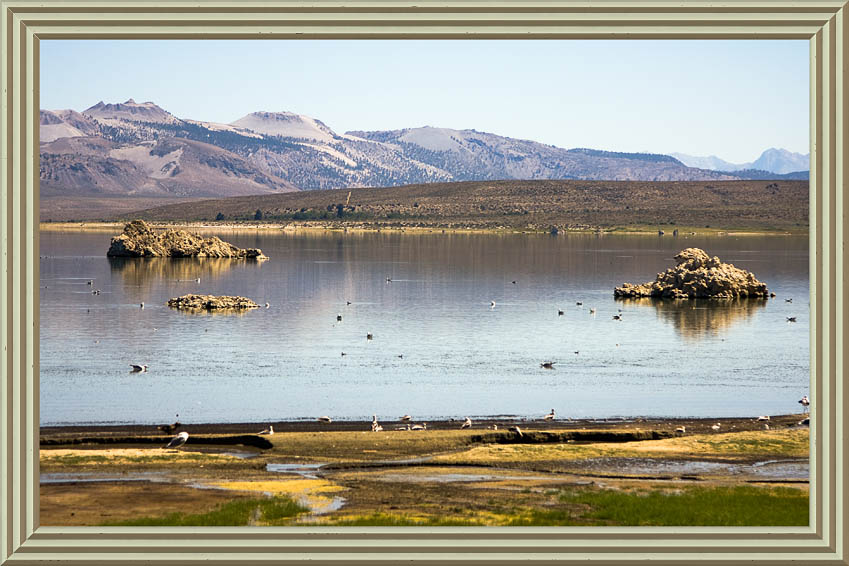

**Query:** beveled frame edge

left=0, top=1, right=842, bottom=564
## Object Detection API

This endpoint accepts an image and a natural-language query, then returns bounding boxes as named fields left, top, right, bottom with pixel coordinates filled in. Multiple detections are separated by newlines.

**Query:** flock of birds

left=159, top=398, right=812, bottom=450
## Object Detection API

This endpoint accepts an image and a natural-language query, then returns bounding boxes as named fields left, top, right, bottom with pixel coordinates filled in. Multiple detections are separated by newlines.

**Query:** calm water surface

left=40, top=230, right=809, bottom=425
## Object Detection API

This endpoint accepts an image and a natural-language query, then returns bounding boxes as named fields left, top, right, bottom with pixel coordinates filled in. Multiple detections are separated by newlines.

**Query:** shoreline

left=39, top=220, right=807, bottom=237
left=40, top=413, right=808, bottom=438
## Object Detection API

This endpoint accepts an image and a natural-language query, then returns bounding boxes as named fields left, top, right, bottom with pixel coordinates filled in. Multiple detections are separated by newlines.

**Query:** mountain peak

left=230, top=111, right=336, bottom=142
left=82, top=99, right=179, bottom=124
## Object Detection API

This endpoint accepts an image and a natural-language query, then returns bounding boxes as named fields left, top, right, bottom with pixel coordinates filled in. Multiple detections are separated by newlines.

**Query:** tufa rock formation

left=107, top=220, right=267, bottom=259
left=167, top=294, right=260, bottom=311
left=614, top=248, right=769, bottom=299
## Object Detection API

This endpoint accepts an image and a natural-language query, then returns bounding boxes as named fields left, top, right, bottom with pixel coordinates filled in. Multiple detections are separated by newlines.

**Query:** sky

left=40, top=40, right=808, bottom=164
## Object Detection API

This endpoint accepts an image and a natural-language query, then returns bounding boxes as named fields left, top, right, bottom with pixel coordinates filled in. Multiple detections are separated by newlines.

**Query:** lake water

left=39, top=229, right=809, bottom=425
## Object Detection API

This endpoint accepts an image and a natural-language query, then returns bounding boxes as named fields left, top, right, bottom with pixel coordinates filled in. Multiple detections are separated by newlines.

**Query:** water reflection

left=108, top=257, right=247, bottom=288
left=618, top=297, right=768, bottom=339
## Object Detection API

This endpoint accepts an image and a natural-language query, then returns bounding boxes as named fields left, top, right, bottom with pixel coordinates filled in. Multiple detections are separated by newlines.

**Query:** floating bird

left=265, top=303, right=270, bottom=308
left=87, top=280, right=93, bottom=285
left=130, top=364, right=148, bottom=373
left=490, top=301, right=496, bottom=308
left=164, top=431, right=189, bottom=449
left=195, top=278, right=201, bottom=283
left=675, top=426, right=686, bottom=435
left=512, top=281, right=517, bottom=284
left=386, top=277, right=392, bottom=283
left=397, top=354, right=404, bottom=359
left=589, top=308, right=596, bottom=314
left=399, top=415, right=412, bottom=422
left=757, top=415, right=770, bottom=422
left=574, top=351, right=580, bottom=355
left=461, top=417, right=472, bottom=429
left=612, top=314, right=622, bottom=321
left=140, top=302, right=144, bottom=309
left=544, top=409, right=556, bottom=421
left=540, top=361, right=556, bottom=369
left=258, top=425, right=274, bottom=435
left=576, top=302, right=583, bottom=306
left=366, top=333, right=373, bottom=340
left=317, top=416, right=332, bottom=423
left=346, top=301, right=352, bottom=305
left=337, top=314, right=342, bottom=322
left=785, top=298, right=793, bottom=303
left=341, top=352, right=347, bottom=356
left=711, top=423, right=721, bottom=431
left=558, top=310, right=564, bottom=316
left=787, top=317, right=797, bottom=323
left=508, top=425, right=523, bottom=437
left=410, top=423, right=427, bottom=431
left=799, top=395, right=810, bottom=412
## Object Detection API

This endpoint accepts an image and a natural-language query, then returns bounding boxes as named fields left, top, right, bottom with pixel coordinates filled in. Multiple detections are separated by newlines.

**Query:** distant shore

left=39, top=220, right=807, bottom=237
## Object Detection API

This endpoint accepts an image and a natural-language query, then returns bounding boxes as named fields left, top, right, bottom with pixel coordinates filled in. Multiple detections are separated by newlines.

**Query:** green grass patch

left=104, top=496, right=308, bottom=526
left=532, top=485, right=808, bottom=526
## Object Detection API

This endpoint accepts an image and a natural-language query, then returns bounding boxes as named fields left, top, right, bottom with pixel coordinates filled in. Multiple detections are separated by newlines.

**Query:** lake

left=39, top=229, right=809, bottom=425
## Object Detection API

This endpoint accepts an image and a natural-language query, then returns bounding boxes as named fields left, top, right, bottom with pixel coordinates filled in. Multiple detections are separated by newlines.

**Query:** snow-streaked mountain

left=671, top=148, right=809, bottom=175
left=40, top=100, right=802, bottom=201
left=231, top=111, right=337, bottom=142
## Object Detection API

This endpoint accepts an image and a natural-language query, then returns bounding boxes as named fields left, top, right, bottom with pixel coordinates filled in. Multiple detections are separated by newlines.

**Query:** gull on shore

left=461, top=417, right=472, bottom=429
left=508, top=425, right=523, bottom=437
left=130, top=364, right=148, bottom=373
left=317, top=416, right=332, bottom=423
left=711, top=423, right=721, bottom=431
left=410, top=423, right=427, bottom=431
left=164, top=431, right=189, bottom=449
left=799, top=395, right=810, bottom=412
left=258, top=425, right=274, bottom=435
left=399, top=414, right=412, bottom=422
left=675, top=426, right=686, bottom=435
left=757, top=415, right=770, bottom=422
left=544, top=409, right=556, bottom=421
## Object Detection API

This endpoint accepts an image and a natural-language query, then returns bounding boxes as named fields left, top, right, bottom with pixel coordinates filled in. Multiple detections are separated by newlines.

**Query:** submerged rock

left=614, top=248, right=769, bottom=299
left=167, top=294, right=260, bottom=311
left=107, top=220, right=267, bottom=259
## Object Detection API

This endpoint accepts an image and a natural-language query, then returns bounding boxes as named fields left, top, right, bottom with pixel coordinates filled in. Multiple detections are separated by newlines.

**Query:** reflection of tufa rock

left=107, top=220, right=267, bottom=259
left=614, top=248, right=769, bottom=299
left=167, top=294, right=260, bottom=311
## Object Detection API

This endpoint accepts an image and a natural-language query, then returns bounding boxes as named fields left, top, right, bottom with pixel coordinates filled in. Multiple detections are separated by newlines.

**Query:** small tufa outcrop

left=167, top=294, right=260, bottom=311
left=107, top=220, right=267, bottom=259
left=614, top=248, right=769, bottom=299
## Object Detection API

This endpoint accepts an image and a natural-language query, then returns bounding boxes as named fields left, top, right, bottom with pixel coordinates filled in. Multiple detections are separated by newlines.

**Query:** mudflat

left=40, top=414, right=810, bottom=527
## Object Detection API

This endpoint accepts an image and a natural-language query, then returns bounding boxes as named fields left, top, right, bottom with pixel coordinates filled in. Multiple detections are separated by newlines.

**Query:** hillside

left=128, top=179, right=809, bottom=232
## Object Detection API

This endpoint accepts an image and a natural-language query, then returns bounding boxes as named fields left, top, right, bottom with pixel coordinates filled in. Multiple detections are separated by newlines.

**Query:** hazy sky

left=41, top=40, right=808, bottom=163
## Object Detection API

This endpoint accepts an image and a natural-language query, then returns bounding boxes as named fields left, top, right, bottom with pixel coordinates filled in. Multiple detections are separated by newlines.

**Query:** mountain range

left=39, top=99, right=809, bottom=208
left=670, top=148, right=809, bottom=175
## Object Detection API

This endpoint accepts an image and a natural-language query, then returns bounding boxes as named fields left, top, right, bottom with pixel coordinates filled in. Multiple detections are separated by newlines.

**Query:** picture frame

left=0, top=1, right=842, bottom=564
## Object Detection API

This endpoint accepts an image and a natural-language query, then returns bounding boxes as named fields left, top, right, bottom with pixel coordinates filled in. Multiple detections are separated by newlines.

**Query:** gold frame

left=0, top=2, right=842, bottom=564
